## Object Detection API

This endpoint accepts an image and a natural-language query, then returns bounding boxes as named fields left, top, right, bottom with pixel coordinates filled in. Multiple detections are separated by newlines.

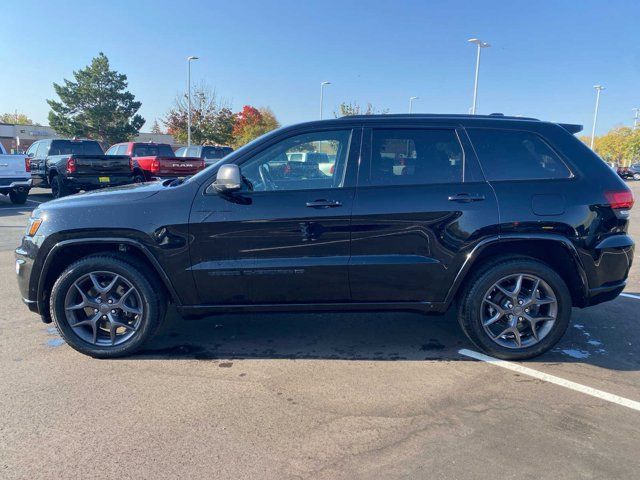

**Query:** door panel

left=189, top=127, right=362, bottom=305
left=349, top=126, right=499, bottom=303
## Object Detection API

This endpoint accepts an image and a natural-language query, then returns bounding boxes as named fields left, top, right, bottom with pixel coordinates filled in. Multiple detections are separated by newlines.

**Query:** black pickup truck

left=27, top=138, right=134, bottom=198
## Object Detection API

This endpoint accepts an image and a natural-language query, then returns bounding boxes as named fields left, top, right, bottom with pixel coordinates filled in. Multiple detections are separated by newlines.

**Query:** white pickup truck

left=0, top=143, right=31, bottom=204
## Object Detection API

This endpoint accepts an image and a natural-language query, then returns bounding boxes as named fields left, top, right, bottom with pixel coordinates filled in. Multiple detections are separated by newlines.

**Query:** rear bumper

left=580, top=234, right=634, bottom=307
left=0, top=178, right=31, bottom=192
left=63, top=175, right=134, bottom=189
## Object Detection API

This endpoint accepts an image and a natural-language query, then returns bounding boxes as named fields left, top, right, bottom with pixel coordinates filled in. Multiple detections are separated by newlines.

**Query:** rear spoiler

left=557, top=123, right=583, bottom=134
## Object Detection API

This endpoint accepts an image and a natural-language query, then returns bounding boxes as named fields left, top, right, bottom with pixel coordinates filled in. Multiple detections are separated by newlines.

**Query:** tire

left=133, top=171, right=145, bottom=183
left=50, top=174, right=70, bottom=199
left=633, top=173, right=640, bottom=181
left=50, top=255, right=166, bottom=358
left=457, top=257, right=572, bottom=360
left=9, top=189, right=29, bottom=204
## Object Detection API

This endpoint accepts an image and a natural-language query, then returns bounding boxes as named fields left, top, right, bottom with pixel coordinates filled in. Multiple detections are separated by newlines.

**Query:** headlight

left=26, top=217, right=43, bottom=237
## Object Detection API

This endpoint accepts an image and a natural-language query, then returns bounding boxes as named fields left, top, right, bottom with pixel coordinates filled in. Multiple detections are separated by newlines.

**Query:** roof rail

left=337, top=113, right=540, bottom=121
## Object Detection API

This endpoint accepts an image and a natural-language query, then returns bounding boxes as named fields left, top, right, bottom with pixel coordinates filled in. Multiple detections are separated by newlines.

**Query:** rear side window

left=467, top=129, right=571, bottom=181
left=369, top=129, right=464, bottom=185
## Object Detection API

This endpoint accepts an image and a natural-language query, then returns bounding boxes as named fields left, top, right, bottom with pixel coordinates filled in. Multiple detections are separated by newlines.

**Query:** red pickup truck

left=106, top=142, right=205, bottom=181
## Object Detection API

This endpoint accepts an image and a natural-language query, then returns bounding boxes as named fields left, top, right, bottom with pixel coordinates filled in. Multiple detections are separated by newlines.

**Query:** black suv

left=15, top=115, right=635, bottom=359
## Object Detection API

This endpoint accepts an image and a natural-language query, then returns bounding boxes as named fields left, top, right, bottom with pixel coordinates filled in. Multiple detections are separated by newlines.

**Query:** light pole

left=187, top=55, right=199, bottom=146
left=468, top=38, right=490, bottom=114
left=320, top=81, right=331, bottom=119
left=409, top=96, right=418, bottom=113
left=633, top=107, right=640, bottom=131
left=590, top=85, right=605, bottom=149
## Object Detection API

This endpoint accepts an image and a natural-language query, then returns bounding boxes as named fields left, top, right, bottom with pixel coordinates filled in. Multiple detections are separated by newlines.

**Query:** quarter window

left=241, top=130, right=351, bottom=192
left=369, top=129, right=464, bottom=185
left=467, top=129, right=571, bottom=181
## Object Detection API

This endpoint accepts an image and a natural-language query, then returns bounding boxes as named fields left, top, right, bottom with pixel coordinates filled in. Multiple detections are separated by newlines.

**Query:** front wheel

left=457, top=258, right=571, bottom=360
left=50, top=255, right=166, bottom=358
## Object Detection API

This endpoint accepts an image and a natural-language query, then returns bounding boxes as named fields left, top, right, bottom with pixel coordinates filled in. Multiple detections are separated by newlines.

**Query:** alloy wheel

left=63, top=271, right=144, bottom=346
left=481, top=273, right=558, bottom=349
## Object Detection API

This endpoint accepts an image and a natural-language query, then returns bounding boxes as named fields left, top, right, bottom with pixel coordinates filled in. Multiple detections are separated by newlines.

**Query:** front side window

left=467, top=129, right=571, bottom=181
left=35, top=141, right=50, bottom=157
left=105, top=146, right=117, bottom=155
left=26, top=142, right=39, bottom=156
left=174, top=147, right=186, bottom=157
left=369, top=129, right=464, bottom=186
left=240, top=130, right=351, bottom=192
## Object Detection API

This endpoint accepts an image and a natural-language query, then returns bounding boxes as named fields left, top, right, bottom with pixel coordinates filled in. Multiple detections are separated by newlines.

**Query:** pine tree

left=47, top=52, right=145, bottom=145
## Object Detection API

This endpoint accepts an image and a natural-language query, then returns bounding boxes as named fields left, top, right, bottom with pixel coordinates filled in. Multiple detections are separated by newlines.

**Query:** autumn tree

left=47, top=52, right=145, bottom=145
left=581, top=126, right=640, bottom=166
left=232, top=106, right=280, bottom=147
left=163, top=84, right=234, bottom=146
left=150, top=120, right=163, bottom=134
left=0, top=112, right=35, bottom=125
left=334, top=101, right=389, bottom=117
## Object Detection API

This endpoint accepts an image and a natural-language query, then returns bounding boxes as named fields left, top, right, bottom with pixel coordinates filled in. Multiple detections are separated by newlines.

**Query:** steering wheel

left=258, top=164, right=277, bottom=191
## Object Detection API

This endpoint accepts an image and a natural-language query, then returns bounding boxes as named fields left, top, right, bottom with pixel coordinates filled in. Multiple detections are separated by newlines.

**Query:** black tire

left=9, top=189, right=29, bottom=204
left=633, top=173, right=640, bottom=181
left=50, top=174, right=70, bottom=199
left=50, top=255, right=166, bottom=358
left=457, top=257, right=572, bottom=360
left=133, top=171, right=145, bottom=183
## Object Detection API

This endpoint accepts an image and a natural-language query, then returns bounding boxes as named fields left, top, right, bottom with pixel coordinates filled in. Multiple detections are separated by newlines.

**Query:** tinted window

left=467, top=129, right=571, bottom=181
left=35, top=141, right=50, bottom=157
left=26, top=142, right=39, bottom=156
left=50, top=140, right=103, bottom=156
left=133, top=144, right=175, bottom=157
left=369, top=129, right=463, bottom=185
left=241, top=130, right=351, bottom=192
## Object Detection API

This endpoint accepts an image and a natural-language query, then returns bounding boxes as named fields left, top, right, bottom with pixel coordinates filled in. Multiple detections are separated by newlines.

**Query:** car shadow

left=134, top=295, right=640, bottom=371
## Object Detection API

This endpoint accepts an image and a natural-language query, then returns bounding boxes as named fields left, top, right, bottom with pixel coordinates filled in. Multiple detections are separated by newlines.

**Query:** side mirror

left=211, top=164, right=242, bottom=193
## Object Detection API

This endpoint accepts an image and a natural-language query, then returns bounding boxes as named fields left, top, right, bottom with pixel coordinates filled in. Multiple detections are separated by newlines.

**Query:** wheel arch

left=445, top=235, right=589, bottom=309
left=37, top=238, right=182, bottom=319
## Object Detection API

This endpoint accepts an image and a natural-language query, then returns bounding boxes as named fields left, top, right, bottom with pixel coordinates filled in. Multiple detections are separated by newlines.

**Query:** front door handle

left=448, top=193, right=485, bottom=203
left=306, top=199, right=342, bottom=209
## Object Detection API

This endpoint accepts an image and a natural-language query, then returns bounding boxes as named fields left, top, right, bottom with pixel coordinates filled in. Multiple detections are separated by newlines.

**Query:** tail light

left=66, top=156, right=76, bottom=174
left=149, top=159, right=160, bottom=174
left=25, top=157, right=31, bottom=172
left=605, top=190, right=634, bottom=210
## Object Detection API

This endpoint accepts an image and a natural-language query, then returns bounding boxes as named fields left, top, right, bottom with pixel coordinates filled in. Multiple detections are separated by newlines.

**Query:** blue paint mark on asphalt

left=47, top=327, right=57, bottom=335
left=47, top=338, right=65, bottom=347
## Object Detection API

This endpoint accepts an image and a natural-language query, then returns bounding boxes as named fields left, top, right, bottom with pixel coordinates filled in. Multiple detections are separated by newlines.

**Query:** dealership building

left=0, top=123, right=177, bottom=153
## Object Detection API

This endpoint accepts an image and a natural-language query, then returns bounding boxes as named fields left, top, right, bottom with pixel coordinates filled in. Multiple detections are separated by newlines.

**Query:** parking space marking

left=27, top=199, right=43, bottom=204
left=459, top=349, right=640, bottom=412
left=621, top=292, right=640, bottom=300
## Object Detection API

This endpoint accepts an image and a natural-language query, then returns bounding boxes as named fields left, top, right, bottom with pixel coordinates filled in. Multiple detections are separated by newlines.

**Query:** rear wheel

left=50, top=174, right=70, bottom=199
left=50, top=255, right=166, bottom=358
left=9, top=189, right=29, bottom=204
left=457, top=257, right=571, bottom=360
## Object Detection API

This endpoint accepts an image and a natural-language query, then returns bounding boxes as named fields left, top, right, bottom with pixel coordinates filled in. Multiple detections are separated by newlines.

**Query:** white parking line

left=459, top=349, right=640, bottom=412
left=27, top=199, right=43, bottom=204
left=621, top=292, right=640, bottom=301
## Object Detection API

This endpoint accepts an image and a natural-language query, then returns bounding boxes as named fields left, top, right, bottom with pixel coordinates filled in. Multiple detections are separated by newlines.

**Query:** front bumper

left=15, top=243, right=39, bottom=315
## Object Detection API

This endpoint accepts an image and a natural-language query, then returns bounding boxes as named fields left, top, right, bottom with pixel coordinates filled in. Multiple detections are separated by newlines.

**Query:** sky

left=2, top=0, right=639, bottom=135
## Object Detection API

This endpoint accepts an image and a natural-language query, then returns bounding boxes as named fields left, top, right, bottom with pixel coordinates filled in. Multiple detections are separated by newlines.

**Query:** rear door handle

left=306, top=199, right=342, bottom=209
left=448, top=193, right=485, bottom=203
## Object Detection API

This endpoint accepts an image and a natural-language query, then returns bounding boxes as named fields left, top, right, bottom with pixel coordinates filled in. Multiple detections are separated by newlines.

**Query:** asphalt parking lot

left=1, top=185, right=639, bottom=479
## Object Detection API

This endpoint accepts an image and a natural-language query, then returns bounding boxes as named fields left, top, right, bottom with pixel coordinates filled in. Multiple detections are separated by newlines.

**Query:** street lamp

left=187, top=55, right=199, bottom=146
left=633, top=107, right=640, bottom=131
left=468, top=38, right=490, bottom=114
left=590, top=85, right=605, bottom=149
left=320, top=81, right=331, bottom=119
left=409, top=96, right=419, bottom=113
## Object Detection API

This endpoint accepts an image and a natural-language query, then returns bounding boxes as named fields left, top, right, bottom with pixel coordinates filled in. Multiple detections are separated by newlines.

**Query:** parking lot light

left=320, top=81, right=331, bottom=120
left=187, top=56, right=199, bottom=146
left=409, top=96, right=419, bottom=113
left=590, top=85, right=605, bottom=149
left=468, top=38, right=490, bottom=115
